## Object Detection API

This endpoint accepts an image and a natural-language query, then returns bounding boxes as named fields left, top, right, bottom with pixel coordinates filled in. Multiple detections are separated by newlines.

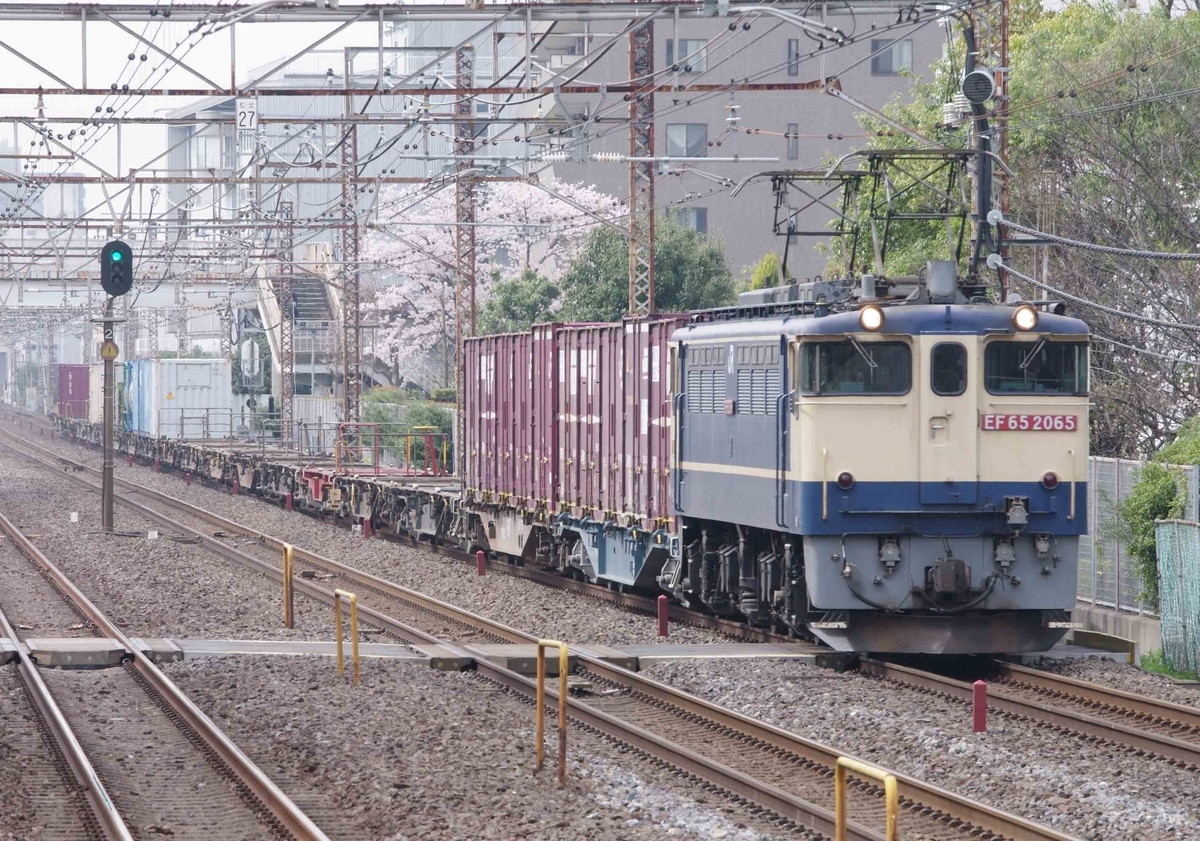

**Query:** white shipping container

left=87, top=362, right=125, bottom=425
left=125, top=358, right=234, bottom=439
left=295, top=395, right=341, bottom=427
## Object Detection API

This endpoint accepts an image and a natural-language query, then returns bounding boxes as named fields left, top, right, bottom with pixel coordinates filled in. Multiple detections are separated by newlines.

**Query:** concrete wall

left=1073, top=601, right=1163, bottom=660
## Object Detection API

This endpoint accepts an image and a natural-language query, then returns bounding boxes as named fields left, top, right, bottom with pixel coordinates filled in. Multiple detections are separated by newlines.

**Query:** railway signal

left=100, top=240, right=134, bottom=297
left=97, top=239, right=132, bottom=532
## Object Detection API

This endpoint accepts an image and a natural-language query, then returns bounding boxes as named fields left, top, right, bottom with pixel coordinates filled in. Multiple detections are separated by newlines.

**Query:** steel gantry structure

left=0, top=0, right=1008, bottom=423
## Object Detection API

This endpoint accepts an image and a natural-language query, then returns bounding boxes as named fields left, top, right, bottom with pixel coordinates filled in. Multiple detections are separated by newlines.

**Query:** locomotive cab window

left=931, top=342, right=967, bottom=396
left=985, top=340, right=1089, bottom=395
left=800, top=340, right=911, bottom=395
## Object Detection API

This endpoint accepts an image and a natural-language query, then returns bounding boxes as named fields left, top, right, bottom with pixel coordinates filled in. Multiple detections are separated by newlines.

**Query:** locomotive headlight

left=836, top=472, right=855, bottom=490
left=858, top=304, right=885, bottom=332
left=1013, top=304, right=1038, bottom=331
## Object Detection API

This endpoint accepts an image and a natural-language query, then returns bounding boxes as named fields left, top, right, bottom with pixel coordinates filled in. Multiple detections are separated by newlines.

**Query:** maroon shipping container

left=463, top=317, right=684, bottom=529
left=557, top=318, right=685, bottom=527
left=57, top=364, right=89, bottom=418
left=463, top=329, right=557, bottom=513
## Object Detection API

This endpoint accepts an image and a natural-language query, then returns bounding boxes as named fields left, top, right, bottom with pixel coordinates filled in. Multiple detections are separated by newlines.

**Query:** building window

left=870, top=39, right=913, bottom=75
left=787, top=38, right=800, bottom=76
left=673, top=207, right=708, bottom=234
left=666, top=123, right=707, bottom=157
left=786, top=122, right=799, bottom=161
left=666, top=38, right=708, bottom=72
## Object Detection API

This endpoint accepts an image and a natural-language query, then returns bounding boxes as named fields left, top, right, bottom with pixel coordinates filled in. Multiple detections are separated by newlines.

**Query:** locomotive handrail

left=672, top=392, right=686, bottom=511
left=775, top=391, right=790, bottom=528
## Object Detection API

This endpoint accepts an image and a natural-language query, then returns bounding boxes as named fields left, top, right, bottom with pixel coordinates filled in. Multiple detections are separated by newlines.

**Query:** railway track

left=859, top=659, right=1200, bottom=770
left=0, top=496, right=331, bottom=841
left=0, top=586, right=125, bottom=840
left=1, top=421, right=1076, bottom=841
left=12, top=408, right=793, bottom=645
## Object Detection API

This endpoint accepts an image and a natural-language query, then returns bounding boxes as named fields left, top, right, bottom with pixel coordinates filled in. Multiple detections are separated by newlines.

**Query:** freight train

left=47, top=266, right=1089, bottom=654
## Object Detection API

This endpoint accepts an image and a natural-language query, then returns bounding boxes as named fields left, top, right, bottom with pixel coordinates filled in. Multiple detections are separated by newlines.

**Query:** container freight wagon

left=462, top=316, right=685, bottom=587
left=56, top=364, right=89, bottom=418
left=87, top=362, right=125, bottom=425
left=124, top=359, right=234, bottom=439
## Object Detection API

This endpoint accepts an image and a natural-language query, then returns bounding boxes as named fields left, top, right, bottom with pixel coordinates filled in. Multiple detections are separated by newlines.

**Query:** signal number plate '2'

left=980, top=414, right=1078, bottom=432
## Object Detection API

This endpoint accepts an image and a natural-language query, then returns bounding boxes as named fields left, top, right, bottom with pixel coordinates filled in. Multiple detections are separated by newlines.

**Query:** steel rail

left=1, top=426, right=1077, bottom=841
left=0, top=503, right=332, bottom=841
left=860, top=658, right=1200, bottom=770
left=0, top=601, right=131, bottom=841
left=7, top=415, right=792, bottom=644
left=994, top=661, right=1200, bottom=733
left=0, top=429, right=891, bottom=841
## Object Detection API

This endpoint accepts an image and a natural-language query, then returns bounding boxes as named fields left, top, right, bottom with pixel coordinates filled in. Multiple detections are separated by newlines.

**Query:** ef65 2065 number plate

left=980, top=414, right=1078, bottom=431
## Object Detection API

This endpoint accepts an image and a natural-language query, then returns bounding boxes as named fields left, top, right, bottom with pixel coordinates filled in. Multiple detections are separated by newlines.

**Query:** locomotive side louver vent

left=736, top=369, right=781, bottom=416
left=687, top=369, right=725, bottom=413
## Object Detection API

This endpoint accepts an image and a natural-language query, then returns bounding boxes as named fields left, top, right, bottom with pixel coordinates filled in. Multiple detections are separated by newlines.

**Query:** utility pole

left=628, top=22, right=656, bottom=314
left=100, top=299, right=117, bottom=532
left=454, top=45, right=476, bottom=475
left=278, top=200, right=295, bottom=438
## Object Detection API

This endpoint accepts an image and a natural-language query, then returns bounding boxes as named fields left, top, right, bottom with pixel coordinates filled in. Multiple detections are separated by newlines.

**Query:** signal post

left=97, top=240, right=132, bottom=533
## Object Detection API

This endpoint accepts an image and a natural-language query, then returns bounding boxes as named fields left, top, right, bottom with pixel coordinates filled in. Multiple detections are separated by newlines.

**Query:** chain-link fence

left=1077, top=457, right=1200, bottom=616
left=1153, top=520, right=1200, bottom=674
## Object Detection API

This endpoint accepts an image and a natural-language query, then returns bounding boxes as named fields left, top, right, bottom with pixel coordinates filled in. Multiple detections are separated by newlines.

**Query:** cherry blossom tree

left=361, top=178, right=621, bottom=386
left=484, top=179, right=622, bottom=283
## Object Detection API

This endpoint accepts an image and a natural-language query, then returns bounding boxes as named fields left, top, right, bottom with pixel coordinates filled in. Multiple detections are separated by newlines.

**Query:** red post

left=285, top=491, right=294, bottom=512
left=185, top=473, right=192, bottom=487
left=362, top=518, right=372, bottom=539
left=153, top=458, right=161, bottom=473
left=476, top=550, right=486, bottom=576
left=657, top=595, right=669, bottom=637
left=231, top=478, right=239, bottom=495
left=972, top=680, right=987, bottom=733
left=127, top=454, right=134, bottom=466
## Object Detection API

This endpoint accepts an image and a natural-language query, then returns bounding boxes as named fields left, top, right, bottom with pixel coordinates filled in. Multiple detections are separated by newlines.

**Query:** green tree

left=1117, top=418, right=1200, bottom=605
left=477, top=269, right=560, bottom=335
left=828, top=5, right=1200, bottom=456
left=749, top=252, right=782, bottom=289
left=558, top=215, right=736, bottom=321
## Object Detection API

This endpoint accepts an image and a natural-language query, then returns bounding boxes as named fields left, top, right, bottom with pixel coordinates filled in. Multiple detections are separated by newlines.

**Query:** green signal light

left=112, top=251, right=123, bottom=262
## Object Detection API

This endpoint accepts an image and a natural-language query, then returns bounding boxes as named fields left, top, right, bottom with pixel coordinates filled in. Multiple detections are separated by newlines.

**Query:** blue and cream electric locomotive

left=659, top=263, right=1089, bottom=653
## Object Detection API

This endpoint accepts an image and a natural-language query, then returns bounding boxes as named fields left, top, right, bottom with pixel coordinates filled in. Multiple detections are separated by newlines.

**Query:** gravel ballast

left=1031, top=656, right=1200, bottom=708
left=0, top=665, right=92, bottom=841
left=644, top=658, right=1200, bottom=840
left=164, top=655, right=776, bottom=841
left=25, top=434, right=727, bottom=647
left=0, top=449, right=335, bottom=641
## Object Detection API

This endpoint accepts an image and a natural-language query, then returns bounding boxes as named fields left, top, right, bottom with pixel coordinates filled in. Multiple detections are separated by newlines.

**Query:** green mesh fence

left=1154, top=520, right=1200, bottom=674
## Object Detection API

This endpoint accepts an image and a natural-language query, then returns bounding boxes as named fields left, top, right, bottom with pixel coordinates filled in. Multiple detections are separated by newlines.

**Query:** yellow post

left=834, top=756, right=898, bottom=841
left=334, top=591, right=344, bottom=677
left=535, top=639, right=569, bottom=786
left=282, top=543, right=294, bottom=629
left=349, top=594, right=360, bottom=686
left=333, top=589, right=359, bottom=685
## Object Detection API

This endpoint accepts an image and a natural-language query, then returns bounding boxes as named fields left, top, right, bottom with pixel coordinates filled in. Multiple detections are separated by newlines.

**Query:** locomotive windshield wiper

left=1020, top=338, right=1047, bottom=371
left=848, top=336, right=878, bottom=369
